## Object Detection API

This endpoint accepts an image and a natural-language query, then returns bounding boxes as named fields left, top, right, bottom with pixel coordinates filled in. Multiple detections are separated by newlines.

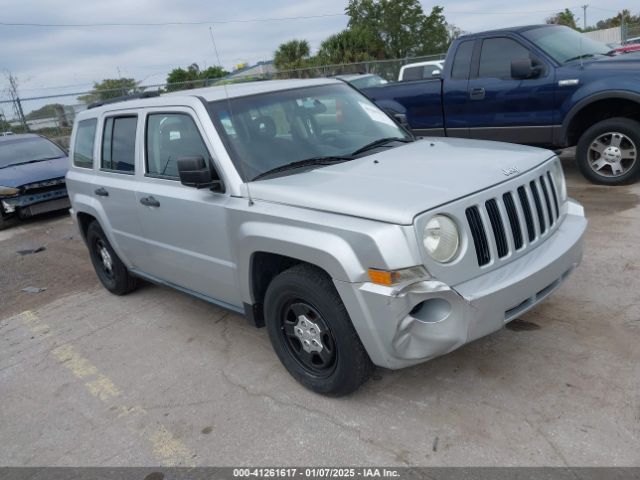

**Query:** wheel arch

left=561, top=91, right=640, bottom=147
left=72, top=199, right=133, bottom=268
left=237, top=223, right=368, bottom=327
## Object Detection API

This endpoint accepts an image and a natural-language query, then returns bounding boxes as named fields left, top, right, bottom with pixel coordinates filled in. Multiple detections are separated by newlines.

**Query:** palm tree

left=273, top=40, right=311, bottom=71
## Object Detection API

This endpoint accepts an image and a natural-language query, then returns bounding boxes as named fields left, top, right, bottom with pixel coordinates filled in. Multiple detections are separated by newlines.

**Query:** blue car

left=0, top=133, right=70, bottom=229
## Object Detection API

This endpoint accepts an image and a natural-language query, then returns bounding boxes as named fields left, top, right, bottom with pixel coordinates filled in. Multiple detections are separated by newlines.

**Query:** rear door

left=93, top=112, right=147, bottom=266
left=133, top=107, right=241, bottom=309
left=464, top=36, right=555, bottom=145
left=442, top=40, right=475, bottom=138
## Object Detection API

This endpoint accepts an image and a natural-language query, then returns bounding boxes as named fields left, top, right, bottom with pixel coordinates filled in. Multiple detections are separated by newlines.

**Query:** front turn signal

left=367, top=266, right=428, bottom=286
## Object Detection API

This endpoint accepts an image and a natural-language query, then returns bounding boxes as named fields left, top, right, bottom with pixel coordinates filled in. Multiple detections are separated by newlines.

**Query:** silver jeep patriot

left=66, top=79, right=587, bottom=395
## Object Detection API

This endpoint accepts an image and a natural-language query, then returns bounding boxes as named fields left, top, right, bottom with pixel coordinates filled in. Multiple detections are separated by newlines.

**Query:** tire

left=0, top=213, right=18, bottom=231
left=264, top=264, right=374, bottom=396
left=86, top=221, right=137, bottom=295
left=576, top=117, right=640, bottom=185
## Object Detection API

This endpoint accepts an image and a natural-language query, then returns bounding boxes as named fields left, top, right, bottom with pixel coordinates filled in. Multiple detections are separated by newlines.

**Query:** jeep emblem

left=502, top=166, right=519, bottom=176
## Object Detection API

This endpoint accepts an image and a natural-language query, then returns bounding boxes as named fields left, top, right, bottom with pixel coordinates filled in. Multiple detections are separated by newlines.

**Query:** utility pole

left=5, top=72, right=28, bottom=132
left=582, top=5, right=588, bottom=31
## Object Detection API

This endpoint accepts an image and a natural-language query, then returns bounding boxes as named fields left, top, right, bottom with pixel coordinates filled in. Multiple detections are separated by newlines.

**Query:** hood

left=579, top=51, right=640, bottom=70
left=248, top=138, right=554, bottom=225
left=0, top=156, right=69, bottom=188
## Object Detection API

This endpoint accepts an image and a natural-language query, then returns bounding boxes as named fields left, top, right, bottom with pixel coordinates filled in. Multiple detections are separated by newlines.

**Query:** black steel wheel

left=264, top=264, right=374, bottom=396
left=280, top=300, right=337, bottom=377
left=86, top=221, right=137, bottom=295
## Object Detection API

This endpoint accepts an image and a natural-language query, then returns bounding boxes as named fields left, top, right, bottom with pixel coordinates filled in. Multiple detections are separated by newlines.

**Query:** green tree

left=166, top=63, right=228, bottom=91
left=25, top=103, right=64, bottom=120
left=345, top=0, right=449, bottom=58
left=0, top=112, right=10, bottom=132
left=546, top=8, right=579, bottom=29
left=595, top=9, right=640, bottom=29
left=77, top=78, right=139, bottom=104
left=316, top=27, right=384, bottom=64
left=273, top=39, right=311, bottom=70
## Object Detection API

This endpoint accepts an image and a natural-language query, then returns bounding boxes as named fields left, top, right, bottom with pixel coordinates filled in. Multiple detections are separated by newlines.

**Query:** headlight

left=423, top=215, right=460, bottom=263
left=551, top=161, right=567, bottom=202
left=0, top=186, right=19, bottom=197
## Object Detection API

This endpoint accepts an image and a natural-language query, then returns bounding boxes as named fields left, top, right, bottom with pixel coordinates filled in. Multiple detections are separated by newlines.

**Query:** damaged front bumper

left=334, top=202, right=587, bottom=369
left=1, top=187, right=70, bottom=218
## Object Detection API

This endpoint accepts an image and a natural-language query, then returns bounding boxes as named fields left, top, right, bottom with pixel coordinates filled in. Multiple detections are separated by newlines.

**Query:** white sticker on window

left=169, top=131, right=181, bottom=141
left=357, top=101, right=397, bottom=127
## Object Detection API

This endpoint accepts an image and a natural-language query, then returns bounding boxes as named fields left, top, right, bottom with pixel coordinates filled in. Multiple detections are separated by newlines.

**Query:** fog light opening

left=409, top=298, right=452, bottom=324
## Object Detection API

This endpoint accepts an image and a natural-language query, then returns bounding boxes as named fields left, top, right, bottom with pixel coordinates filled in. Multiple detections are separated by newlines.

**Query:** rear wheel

left=264, top=264, right=374, bottom=396
left=86, top=221, right=137, bottom=295
left=576, top=117, right=640, bottom=185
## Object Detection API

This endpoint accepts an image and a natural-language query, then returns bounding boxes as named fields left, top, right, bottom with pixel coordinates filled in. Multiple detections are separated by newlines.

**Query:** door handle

left=139, top=196, right=160, bottom=207
left=94, top=187, right=109, bottom=197
left=470, top=87, right=486, bottom=100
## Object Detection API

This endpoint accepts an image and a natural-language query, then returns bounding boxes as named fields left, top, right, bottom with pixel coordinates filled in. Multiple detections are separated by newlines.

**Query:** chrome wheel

left=588, top=132, right=637, bottom=178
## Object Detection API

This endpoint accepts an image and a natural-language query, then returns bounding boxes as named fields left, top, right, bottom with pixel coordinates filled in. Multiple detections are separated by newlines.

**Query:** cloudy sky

left=0, top=0, right=632, bottom=112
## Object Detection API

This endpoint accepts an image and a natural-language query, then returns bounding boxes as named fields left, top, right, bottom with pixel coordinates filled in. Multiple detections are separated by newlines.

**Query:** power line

left=0, top=13, right=346, bottom=28
left=444, top=6, right=582, bottom=15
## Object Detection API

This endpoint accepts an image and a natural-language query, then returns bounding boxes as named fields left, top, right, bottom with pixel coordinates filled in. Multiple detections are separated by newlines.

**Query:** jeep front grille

left=465, top=169, right=561, bottom=267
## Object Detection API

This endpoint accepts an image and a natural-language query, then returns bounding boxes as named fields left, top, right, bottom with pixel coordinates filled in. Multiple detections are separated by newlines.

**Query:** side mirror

left=511, top=58, right=541, bottom=80
left=177, top=156, right=221, bottom=190
left=431, top=69, right=441, bottom=78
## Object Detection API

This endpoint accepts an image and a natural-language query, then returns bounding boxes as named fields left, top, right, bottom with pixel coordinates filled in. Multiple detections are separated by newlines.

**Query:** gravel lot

left=1, top=157, right=638, bottom=466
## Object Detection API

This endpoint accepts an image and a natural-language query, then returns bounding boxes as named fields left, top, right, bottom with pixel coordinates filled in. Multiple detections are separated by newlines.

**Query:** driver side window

left=145, top=113, right=210, bottom=179
left=479, top=37, right=530, bottom=79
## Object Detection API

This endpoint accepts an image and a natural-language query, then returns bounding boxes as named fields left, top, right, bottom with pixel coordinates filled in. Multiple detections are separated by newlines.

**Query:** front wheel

left=576, top=117, right=640, bottom=185
left=0, top=213, right=17, bottom=231
left=86, top=221, right=137, bottom=295
left=264, top=264, right=374, bottom=396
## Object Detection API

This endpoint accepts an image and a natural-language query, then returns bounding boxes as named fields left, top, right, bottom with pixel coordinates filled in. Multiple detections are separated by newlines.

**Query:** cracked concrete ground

left=1, top=157, right=638, bottom=466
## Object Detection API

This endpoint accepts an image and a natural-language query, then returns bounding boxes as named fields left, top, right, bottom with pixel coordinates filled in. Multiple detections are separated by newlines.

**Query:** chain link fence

left=624, top=21, right=640, bottom=40
left=0, top=54, right=446, bottom=148
left=3, top=21, right=639, bottom=149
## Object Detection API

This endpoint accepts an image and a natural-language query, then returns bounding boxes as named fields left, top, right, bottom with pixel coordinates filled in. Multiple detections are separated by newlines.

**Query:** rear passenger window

left=451, top=41, right=474, bottom=80
left=102, top=116, right=137, bottom=173
left=73, top=119, right=97, bottom=168
left=146, top=113, right=210, bottom=178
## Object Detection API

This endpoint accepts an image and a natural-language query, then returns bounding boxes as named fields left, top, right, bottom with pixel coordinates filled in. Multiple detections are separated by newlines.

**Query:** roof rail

left=87, top=90, right=161, bottom=109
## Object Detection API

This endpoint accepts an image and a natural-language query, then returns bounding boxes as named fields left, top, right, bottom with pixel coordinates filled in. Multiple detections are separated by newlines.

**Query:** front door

left=464, top=36, right=555, bottom=145
left=133, top=108, right=241, bottom=309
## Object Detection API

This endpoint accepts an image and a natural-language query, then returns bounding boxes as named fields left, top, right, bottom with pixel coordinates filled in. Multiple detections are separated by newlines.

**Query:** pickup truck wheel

left=86, top=221, right=137, bottom=295
left=264, top=264, right=374, bottom=396
left=576, top=118, right=640, bottom=185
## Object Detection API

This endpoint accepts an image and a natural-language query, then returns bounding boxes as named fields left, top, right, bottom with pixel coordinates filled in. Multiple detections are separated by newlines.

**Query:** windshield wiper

left=350, top=137, right=413, bottom=156
left=252, top=156, right=353, bottom=181
left=0, top=157, right=61, bottom=170
left=563, top=53, right=597, bottom=63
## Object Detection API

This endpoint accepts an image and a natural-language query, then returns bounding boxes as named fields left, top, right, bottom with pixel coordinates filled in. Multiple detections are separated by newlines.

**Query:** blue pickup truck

left=362, top=24, right=640, bottom=185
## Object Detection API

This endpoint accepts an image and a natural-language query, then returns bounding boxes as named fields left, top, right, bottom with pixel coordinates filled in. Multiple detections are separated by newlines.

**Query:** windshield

left=522, top=25, right=610, bottom=63
left=208, top=83, right=410, bottom=181
left=348, top=75, right=388, bottom=88
left=0, top=136, right=66, bottom=169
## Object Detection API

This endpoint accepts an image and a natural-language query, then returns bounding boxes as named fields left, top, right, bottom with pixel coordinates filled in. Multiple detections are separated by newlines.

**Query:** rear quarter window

left=73, top=119, right=97, bottom=168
